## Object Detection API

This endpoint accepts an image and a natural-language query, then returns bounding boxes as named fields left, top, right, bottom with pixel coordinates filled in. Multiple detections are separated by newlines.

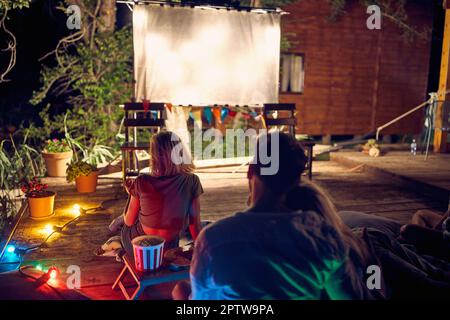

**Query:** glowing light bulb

left=72, top=204, right=81, bottom=217
left=6, top=245, right=15, bottom=253
left=43, top=224, right=54, bottom=236
left=49, top=270, right=58, bottom=279
left=47, top=266, right=59, bottom=280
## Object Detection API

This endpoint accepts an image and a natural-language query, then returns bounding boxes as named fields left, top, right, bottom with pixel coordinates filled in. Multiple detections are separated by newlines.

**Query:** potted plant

left=66, top=160, right=99, bottom=193
left=20, top=177, right=55, bottom=219
left=42, top=138, right=73, bottom=177
left=361, top=139, right=381, bottom=157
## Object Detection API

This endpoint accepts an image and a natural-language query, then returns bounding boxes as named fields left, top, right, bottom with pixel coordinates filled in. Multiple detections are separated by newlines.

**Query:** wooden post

left=434, top=3, right=450, bottom=152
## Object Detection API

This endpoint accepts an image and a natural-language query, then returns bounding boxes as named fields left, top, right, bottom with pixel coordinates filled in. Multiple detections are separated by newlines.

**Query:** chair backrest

left=122, top=102, right=166, bottom=142
left=123, top=102, right=165, bottom=127
left=263, top=103, right=297, bottom=136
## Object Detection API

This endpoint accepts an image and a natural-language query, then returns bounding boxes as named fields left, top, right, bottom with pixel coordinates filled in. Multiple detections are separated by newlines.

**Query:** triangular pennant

left=221, top=108, right=229, bottom=122
left=228, top=110, right=237, bottom=117
left=204, top=107, right=212, bottom=125
left=212, top=107, right=222, bottom=125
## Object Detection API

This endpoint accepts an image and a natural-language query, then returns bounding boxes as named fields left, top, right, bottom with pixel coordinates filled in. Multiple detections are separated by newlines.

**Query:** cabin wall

left=280, top=0, right=433, bottom=135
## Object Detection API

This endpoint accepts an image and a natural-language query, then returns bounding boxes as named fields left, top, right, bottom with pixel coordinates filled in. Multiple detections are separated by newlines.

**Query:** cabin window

left=280, top=53, right=305, bottom=94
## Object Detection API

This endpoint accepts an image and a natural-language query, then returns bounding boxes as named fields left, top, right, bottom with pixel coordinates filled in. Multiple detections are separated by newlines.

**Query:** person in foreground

left=121, top=131, right=203, bottom=254
left=338, top=207, right=450, bottom=298
left=174, top=132, right=369, bottom=300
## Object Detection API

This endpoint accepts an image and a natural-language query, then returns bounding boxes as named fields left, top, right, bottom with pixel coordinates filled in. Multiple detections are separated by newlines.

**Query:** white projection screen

left=133, top=4, right=281, bottom=106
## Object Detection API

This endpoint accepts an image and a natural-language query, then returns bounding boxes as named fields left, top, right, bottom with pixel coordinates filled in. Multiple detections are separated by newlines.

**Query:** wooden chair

left=121, top=102, right=165, bottom=180
left=263, top=103, right=315, bottom=180
left=263, top=103, right=297, bottom=136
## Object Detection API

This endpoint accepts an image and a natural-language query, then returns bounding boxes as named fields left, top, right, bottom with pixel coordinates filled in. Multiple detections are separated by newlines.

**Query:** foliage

left=66, top=160, right=97, bottom=183
left=80, top=143, right=115, bottom=167
left=44, top=138, right=72, bottom=153
left=363, top=139, right=379, bottom=150
left=0, top=0, right=31, bottom=82
left=0, top=0, right=30, bottom=11
left=60, top=112, right=115, bottom=167
left=20, top=177, right=49, bottom=197
left=325, top=0, right=430, bottom=41
left=0, top=133, right=44, bottom=232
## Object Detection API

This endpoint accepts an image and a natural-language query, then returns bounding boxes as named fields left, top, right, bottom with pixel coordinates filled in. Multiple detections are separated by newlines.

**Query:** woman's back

left=126, top=173, right=203, bottom=230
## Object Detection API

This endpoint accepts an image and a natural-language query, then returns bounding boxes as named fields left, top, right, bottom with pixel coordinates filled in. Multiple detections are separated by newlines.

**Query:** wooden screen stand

left=112, top=254, right=190, bottom=300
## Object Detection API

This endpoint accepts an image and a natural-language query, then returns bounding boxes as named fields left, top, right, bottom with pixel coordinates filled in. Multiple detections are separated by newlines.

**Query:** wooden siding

left=280, top=0, right=433, bottom=135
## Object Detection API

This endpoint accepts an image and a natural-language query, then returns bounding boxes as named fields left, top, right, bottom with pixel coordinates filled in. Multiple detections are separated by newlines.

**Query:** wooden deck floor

left=331, top=151, right=450, bottom=205
left=0, top=157, right=447, bottom=299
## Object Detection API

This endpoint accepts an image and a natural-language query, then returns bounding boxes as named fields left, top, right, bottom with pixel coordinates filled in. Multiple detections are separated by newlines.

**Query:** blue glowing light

left=6, top=245, right=15, bottom=254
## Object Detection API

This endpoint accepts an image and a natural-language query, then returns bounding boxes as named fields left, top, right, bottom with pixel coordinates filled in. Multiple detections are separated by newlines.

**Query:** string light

left=36, top=264, right=43, bottom=271
left=3, top=203, right=101, bottom=269
left=71, top=204, right=81, bottom=217
left=48, top=266, right=59, bottom=280
left=43, top=224, right=54, bottom=236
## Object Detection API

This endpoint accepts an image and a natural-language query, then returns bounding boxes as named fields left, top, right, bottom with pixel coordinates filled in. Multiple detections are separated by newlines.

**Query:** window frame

left=279, top=52, right=305, bottom=95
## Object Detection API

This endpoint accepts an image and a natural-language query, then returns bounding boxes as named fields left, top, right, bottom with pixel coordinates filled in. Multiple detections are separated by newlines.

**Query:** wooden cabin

left=279, top=0, right=434, bottom=136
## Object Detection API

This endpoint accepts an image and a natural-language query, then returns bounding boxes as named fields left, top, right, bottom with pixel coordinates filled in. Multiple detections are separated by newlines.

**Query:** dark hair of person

left=249, top=132, right=368, bottom=284
left=247, top=132, right=308, bottom=196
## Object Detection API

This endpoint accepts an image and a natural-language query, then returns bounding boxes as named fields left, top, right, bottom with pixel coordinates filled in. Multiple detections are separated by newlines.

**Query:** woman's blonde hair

left=150, top=131, right=194, bottom=177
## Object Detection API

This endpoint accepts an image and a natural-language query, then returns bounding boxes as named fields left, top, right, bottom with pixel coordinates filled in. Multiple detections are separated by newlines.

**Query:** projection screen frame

left=127, top=1, right=287, bottom=107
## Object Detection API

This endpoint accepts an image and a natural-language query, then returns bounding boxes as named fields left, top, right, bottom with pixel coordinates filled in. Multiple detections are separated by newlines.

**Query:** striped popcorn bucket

left=132, top=235, right=165, bottom=271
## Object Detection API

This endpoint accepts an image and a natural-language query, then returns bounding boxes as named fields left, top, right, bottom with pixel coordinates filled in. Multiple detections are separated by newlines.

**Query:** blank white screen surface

left=133, top=5, right=281, bottom=105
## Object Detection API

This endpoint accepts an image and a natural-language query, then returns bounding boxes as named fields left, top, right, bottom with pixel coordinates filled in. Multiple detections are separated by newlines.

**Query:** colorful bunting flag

left=221, top=108, right=229, bottom=122
left=212, top=107, right=222, bottom=124
left=204, top=107, right=212, bottom=125
left=190, top=109, right=202, bottom=130
left=228, top=110, right=237, bottom=117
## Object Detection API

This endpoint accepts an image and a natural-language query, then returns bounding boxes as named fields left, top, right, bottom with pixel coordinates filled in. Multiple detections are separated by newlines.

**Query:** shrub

left=44, top=138, right=72, bottom=153
left=66, top=160, right=97, bottom=183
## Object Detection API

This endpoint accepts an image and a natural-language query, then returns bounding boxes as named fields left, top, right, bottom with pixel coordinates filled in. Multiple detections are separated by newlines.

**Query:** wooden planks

left=331, top=151, right=450, bottom=206
left=280, top=0, right=433, bottom=135
left=1, top=158, right=447, bottom=299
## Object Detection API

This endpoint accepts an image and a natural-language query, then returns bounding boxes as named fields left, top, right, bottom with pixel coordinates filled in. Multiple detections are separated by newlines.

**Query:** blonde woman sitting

left=121, top=131, right=203, bottom=253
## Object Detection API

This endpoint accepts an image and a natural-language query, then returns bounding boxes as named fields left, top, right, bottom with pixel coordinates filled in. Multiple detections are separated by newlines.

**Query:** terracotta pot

left=75, top=171, right=99, bottom=193
left=42, top=151, right=73, bottom=177
left=28, top=191, right=56, bottom=219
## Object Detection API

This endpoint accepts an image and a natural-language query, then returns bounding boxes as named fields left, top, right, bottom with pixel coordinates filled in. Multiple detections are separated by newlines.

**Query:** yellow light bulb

left=43, top=224, right=53, bottom=235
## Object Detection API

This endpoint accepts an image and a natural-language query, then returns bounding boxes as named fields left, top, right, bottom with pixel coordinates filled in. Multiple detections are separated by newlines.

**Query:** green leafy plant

left=61, top=112, right=115, bottom=167
left=0, top=132, right=44, bottom=233
left=30, top=24, right=133, bottom=152
left=66, top=160, right=97, bottom=183
left=44, top=138, right=72, bottom=153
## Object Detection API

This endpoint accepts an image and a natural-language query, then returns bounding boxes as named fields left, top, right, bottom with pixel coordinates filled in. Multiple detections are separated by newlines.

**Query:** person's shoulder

left=197, top=214, right=245, bottom=245
left=178, top=172, right=202, bottom=185
left=184, top=172, right=201, bottom=180
left=135, top=173, right=152, bottom=184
